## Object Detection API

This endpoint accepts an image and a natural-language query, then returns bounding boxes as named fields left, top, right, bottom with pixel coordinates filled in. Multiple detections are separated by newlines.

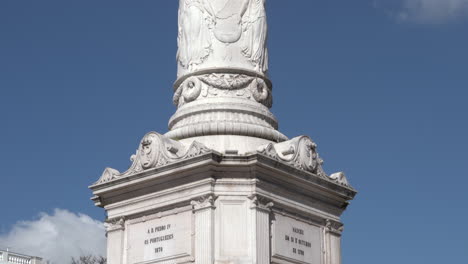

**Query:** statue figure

left=177, top=0, right=213, bottom=71
left=241, top=0, right=268, bottom=72
left=176, top=0, right=269, bottom=74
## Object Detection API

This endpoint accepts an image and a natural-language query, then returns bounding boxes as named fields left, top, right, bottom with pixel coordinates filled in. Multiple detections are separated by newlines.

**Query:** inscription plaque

left=272, top=214, right=322, bottom=264
left=127, top=210, right=193, bottom=264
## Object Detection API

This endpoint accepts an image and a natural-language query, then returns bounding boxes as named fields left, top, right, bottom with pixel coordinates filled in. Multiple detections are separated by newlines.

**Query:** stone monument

left=90, top=1, right=357, bottom=264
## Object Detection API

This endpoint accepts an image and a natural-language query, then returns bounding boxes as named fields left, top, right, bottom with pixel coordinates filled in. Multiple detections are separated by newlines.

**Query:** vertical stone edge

left=250, top=195, right=274, bottom=264
left=323, top=220, right=344, bottom=264
left=105, top=218, right=125, bottom=264
left=192, top=195, right=216, bottom=264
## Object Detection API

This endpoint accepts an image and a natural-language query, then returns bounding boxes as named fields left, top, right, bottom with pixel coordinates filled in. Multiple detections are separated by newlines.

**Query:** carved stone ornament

left=173, top=73, right=272, bottom=108
left=248, top=195, right=274, bottom=211
left=177, top=0, right=269, bottom=74
left=257, top=136, right=326, bottom=176
left=173, top=76, right=202, bottom=105
left=249, top=78, right=272, bottom=107
left=199, top=73, right=254, bottom=90
left=191, top=195, right=216, bottom=210
left=257, top=136, right=355, bottom=187
left=325, top=219, right=344, bottom=235
left=240, top=0, right=268, bottom=72
left=94, top=132, right=211, bottom=185
left=104, top=217, right=125, bottom=233
left=97, top=167, right=120, bottom=184
left=177, top=0, right=213, bottom=70
left=329, top=172, right=351, bottom=188
left=181, top=76, right=202, bottom=102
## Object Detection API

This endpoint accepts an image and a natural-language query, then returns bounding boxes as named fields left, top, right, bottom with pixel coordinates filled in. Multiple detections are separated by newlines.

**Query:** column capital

left=191, top=195, right=217, bottom=211
left=104, top=217, right=125, bottom=233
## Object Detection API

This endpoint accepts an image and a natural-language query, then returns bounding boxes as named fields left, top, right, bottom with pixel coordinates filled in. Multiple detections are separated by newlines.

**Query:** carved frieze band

left=257, top=136, right=353, bottom=188
left=94, top=132, right=211, bottom=185
left=173, top=73, right=272, bottom=108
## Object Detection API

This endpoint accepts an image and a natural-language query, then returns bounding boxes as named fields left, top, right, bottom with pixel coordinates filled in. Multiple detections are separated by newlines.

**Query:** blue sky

left=1, top=0, right=467, bottom=263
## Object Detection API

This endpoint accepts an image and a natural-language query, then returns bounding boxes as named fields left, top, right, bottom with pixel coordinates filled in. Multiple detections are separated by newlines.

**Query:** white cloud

left=0, top=209, right=106, bottom=264
left=376, top=0, right=468, bottom=24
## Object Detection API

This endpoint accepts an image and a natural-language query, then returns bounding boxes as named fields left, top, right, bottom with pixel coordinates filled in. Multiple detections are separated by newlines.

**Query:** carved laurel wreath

left=173, top=73, right=272, bottom=107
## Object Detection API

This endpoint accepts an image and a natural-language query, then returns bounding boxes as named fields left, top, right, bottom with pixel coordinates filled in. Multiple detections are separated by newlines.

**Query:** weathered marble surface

left=168, top=0, right=285, bottom=149
left=93, top=132, right=352, bottom=190
left=91, top=1, right=358, bottom=263
left=177, top=0, right=268, bottom=77
left=90, top=144, right=356, bottom=264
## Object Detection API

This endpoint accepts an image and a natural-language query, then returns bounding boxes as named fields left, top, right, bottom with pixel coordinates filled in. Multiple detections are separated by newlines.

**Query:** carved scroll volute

left=96, top=167, right=120, bottom=184
left=257, top=136, right=327, bottom=175
left=92, top=132, right=212, bottom=182
left=139, top=133, right=162, bottom=169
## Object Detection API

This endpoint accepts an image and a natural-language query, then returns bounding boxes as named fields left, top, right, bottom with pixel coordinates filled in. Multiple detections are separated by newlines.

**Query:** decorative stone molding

left=257, top=136, right=327, bottom=176
left=329, top=172, right=351, bottom=188
left=248, top=195, right=274, bottom=212
left=176, top=0, right=269, bottom=77
left=104, top=217, right=125, bottom=233
left=166, top=98, right=287, bottom=142
left=271, top=208, right=324, bottom=227
left=168, top=0, right=282, bottom=150
left=191, top=195, right=216, bottom=211
left=257, top=136, right=355, bottom=189
left=199, top=73, right=254, bottom=90
left=170, top=0, right=279, bottom=146
left=90, top=0, right=358, bottom=262
left=127, top=205, right=194, bottom=225
left=325, top=219, right=344, bottom=235
left=173, top=76, right=202, bottom=105
left=173, top=73, right=272, bottom=108
left=249, top=78, right=272, bottom=108
left=93, top=132, right=211, bottom=185
left=170, top=107, right=276, bottom=129
left=96, top=167, right=120, bottom=184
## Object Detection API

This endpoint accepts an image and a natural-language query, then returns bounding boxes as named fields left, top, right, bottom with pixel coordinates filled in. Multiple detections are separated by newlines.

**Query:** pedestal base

left=91, top=140, right=355, bottom=264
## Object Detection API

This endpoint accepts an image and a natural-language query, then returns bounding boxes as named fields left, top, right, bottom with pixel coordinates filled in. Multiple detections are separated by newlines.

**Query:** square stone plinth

left=90, top=152, right=356, bottom=264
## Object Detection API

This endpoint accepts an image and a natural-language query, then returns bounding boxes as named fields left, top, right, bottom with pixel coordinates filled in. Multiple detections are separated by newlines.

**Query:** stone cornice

left=91, top=153, right=356, bottom=218
left=91, top=152, right=355, bottom=195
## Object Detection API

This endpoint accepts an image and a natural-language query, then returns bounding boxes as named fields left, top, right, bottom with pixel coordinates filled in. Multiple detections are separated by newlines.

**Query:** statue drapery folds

left=177, top=0, right=269, bottom=74
left=177, top=0, right=213, bottom=71
left=241, top=0, right=268, bottom=72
